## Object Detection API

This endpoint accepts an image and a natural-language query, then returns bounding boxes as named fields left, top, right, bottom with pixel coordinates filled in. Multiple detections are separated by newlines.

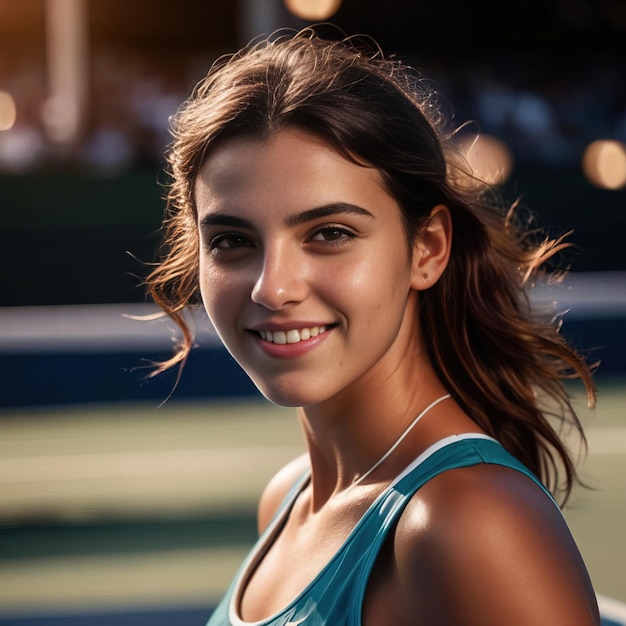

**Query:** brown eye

left=210, top=233, right=253, bottom=249
left=310, top=226, right=355, bottom=244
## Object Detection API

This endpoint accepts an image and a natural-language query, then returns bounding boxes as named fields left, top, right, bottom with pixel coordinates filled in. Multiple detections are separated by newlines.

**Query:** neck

left=297, top=365, right=451, bottom=507
left=346, top=393, right=451, bottom=491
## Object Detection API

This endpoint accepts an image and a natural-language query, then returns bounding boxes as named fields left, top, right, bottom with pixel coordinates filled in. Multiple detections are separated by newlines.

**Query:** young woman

left=146, top=28, right=600, bottom=626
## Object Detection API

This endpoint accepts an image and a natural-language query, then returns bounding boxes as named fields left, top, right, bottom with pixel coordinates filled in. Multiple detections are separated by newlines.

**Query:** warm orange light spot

left=582, top=140, right=626, bottom=190
left=456, top=133, right=514, bottom=186
left=284, top=0, right=342, bottom=20
left=0, top=91, right=17, bottom=131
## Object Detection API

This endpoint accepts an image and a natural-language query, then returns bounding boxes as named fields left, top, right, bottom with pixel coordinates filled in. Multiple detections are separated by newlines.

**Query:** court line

left=598, top=594, right=626, bottom=624
left=1, top=427, right=624, bottom=487
left=0, top=446, right=304, bottom=484
left=1, top=272, right=625, bottom=353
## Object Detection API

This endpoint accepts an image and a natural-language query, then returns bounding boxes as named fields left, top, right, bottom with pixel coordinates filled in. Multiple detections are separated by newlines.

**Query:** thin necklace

left=348, top=393, right=451, bottom=490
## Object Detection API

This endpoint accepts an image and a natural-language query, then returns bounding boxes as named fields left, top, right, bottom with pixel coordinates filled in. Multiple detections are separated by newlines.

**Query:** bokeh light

left=456, top=133, right=514, bottom=186
left=582, top=140, right=626, bottom=191
left=0, top=91, right=17, bottom=131
left=284, top=0, right=342, bottom=21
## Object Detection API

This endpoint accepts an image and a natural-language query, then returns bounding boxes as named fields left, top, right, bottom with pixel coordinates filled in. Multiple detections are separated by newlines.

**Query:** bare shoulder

left=392, top=463, right=600, bottom=626
left=257, top=453, right=310, bottom=534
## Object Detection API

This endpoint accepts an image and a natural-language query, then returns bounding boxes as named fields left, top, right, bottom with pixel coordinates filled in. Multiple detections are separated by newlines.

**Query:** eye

left=309, top=226, right=356, bottom=245
left=208, top=233, right=253, bottom=250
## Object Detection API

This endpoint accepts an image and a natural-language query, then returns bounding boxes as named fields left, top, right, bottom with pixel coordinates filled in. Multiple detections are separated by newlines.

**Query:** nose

left=250, top=245, right=308, bottom=310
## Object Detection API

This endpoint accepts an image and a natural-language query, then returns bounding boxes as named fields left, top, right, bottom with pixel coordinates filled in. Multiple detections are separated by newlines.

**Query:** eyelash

left=308, top=225, right=356, bottom=246
left=206, top=225, right=357, bottom=253
left=208, top=233, right=253, bottom=250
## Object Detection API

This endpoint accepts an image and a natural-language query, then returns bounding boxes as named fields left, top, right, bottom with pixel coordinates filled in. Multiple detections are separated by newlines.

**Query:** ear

left=410, top=204, right=452, bottom=291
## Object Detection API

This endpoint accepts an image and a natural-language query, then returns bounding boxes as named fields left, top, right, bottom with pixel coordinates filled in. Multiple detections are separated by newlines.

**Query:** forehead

left=194, top=129, right=393, bottom=215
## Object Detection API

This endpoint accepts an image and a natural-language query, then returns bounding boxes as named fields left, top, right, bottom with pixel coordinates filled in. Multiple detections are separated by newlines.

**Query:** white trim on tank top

left=229, top=433, right=498, bottom=626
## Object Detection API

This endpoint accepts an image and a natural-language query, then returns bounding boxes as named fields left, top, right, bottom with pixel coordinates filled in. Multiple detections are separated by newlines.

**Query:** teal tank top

left=206, top=434, right=557, bottom=626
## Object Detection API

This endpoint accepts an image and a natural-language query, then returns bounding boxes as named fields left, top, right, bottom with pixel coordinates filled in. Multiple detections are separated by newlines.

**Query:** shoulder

left=257, top=453, right=310, bottom=534
left=392, top=463, right=600, bottom=626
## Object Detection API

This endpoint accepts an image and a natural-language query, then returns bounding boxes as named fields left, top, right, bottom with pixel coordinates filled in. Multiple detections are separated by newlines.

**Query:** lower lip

left=252, top=328, right=332, bottom=359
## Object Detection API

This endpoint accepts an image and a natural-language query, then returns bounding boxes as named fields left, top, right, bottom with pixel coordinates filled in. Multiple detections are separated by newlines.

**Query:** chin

left=256, top=386, right=314, bottom=409
left=250, top=376, right=328, bottom=409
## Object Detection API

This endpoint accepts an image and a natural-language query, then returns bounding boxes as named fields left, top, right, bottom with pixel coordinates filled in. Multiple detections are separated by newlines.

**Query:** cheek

left=198, top=261, right=213, bottom=309
left=338, top=248, right=411, bottom=301
left=317, top=251, right=412, bottom=333
left=198, top=264, right=240, bottom=326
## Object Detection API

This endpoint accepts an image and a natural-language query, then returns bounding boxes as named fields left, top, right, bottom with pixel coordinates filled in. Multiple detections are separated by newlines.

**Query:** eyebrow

left=285, top=203, right=374, bottom=226
left=199, top=203, right=374, bottom=229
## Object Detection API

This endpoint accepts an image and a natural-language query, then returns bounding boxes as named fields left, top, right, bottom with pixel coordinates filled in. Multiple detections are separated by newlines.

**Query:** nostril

left=250, top=270, right=307, bottom=310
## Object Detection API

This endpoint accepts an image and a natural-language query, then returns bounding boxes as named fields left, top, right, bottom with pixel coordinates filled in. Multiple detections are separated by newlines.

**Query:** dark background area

left=0, top=0, right=625, bottom=306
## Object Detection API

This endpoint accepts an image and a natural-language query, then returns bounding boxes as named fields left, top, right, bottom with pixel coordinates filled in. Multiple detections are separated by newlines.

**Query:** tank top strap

left=207, top=435, right=556, bottom=626
left=392, top=434, right=553, bottom=500
left=307, top=435, right=557, bottom=625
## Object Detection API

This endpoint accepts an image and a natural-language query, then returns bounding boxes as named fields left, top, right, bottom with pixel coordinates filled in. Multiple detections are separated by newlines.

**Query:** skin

left=194, top=129, right=600, bottom=626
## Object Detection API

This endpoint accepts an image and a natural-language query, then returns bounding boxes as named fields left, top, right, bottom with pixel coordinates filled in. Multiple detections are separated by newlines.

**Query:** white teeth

left=286, top=330, right=300, bottom=344
left=273, top=331, right=287, bottom=344
left=260, top=326, right=326, bottom=344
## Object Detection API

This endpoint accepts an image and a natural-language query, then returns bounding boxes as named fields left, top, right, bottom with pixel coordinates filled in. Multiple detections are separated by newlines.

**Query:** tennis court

left=1, top=284, right=625, bottom=625
left=0, top=376, right=625, bottom=625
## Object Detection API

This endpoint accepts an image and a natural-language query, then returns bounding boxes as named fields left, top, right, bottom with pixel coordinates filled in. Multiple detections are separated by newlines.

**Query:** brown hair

left=146, top=27, right=596, bottom=504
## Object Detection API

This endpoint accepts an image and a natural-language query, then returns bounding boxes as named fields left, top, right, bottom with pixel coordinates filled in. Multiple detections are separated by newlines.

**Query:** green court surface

left=0, top=376, right=624, bottom=618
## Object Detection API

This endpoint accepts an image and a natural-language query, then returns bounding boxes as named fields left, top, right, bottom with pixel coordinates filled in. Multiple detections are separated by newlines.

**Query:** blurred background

left=0, top=0, right=625, bottom=624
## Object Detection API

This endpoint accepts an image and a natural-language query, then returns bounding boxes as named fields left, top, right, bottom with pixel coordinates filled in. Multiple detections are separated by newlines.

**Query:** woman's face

left=195, top=129, right=424, bottom=408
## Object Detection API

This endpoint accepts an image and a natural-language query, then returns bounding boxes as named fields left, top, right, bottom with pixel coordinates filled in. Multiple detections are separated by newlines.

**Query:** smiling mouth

left=257, top=326, right=328, bottom=345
